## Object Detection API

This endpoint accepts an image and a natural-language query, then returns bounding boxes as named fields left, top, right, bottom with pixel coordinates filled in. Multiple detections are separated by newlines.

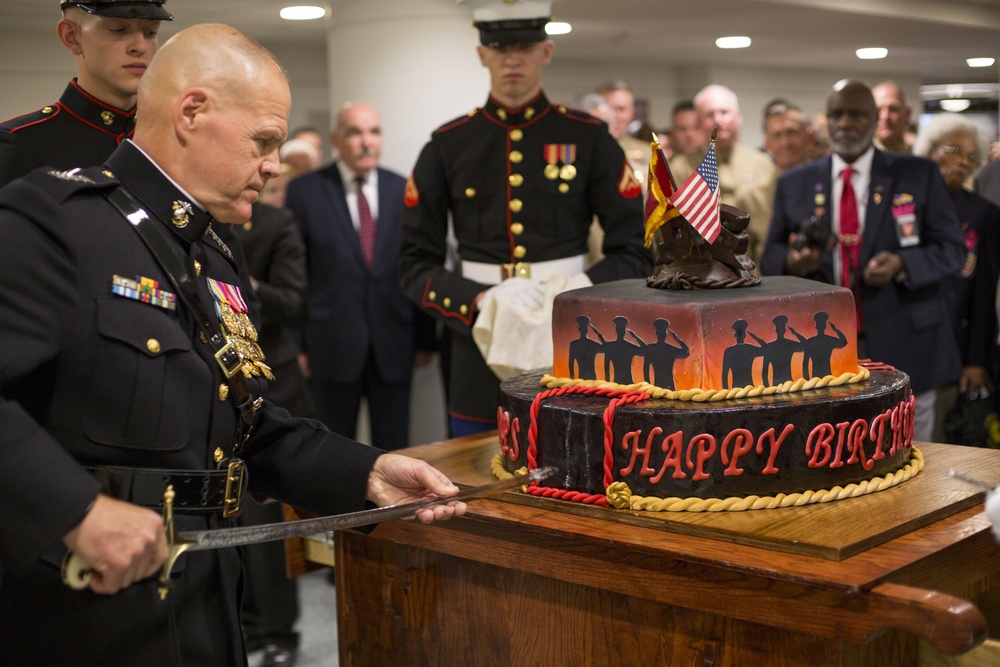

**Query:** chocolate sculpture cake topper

left=644, top=128, right=761, bottom=290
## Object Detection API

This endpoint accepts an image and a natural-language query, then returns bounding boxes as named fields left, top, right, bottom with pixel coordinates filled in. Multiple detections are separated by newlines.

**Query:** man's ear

left=174, top=88, right=210, bottom=141
left=57, top=18, right=83, bottom=56
left=476, top=44, right=487, bottom=67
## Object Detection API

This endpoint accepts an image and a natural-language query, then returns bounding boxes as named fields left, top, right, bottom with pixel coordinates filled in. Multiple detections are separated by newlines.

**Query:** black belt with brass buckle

left=86, top=462, right=247, bottom=517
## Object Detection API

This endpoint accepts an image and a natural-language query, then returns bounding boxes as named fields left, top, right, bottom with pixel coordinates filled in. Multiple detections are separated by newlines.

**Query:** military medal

left=208, top=278, right=274, bottom=380
left=558, top=145, right=577, bottom=180
left=560, top=164, right=577, bottom=180
left=543, top=144, right=561, bottom=180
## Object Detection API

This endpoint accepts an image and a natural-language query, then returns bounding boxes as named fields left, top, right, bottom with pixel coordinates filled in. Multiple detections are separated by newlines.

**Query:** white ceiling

left=2, top=0, right=999, bottom=86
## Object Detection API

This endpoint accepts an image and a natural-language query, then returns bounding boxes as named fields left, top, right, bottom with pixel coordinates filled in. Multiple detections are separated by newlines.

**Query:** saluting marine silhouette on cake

left=568, top=310, right=846, bottom=390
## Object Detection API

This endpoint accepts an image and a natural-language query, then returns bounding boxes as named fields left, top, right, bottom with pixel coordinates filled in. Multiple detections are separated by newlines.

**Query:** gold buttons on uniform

left=100, top=110, right=114, bottom=126
left=193, top=260, right=202, bottom=276
left=465, top=187, right=476, bottom=198
left=218, top=384, right=229, bottom=401
left=42, top=106, right=54, bottom=114
left=460, top=305, right=468, bottom=315
left=524, top=107, right=535, bottom=120
left=243, top=221, right=253, bottom=231
left=508, top=173, right=523, bottom=187
left=102, top=170, right=114, bottom=178
left=510, top=222, right=524, bottom=235
left=509, top=199, right=523, bottom=213
left=509, top=150, right=523, bottom=164
left=146, top=338, right=161, bottom=354
left=428, top=291, right=436, bottom=301
left=509, top=129, right=523, bottom=142
left=513, top=245, right=527, bottom=259
left=559, top=183, right=570, bottom=193
left=497, top=109, right=508, bottom=121
left=214, top=447, right=225, bottom=464
left=443, top=297, right=452, bottom=308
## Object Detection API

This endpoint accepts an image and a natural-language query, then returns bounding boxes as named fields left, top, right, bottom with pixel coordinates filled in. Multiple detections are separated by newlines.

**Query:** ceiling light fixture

left=967, top=57, right=996, bottom=68
left=716, top=36, right=751, bottom=49
left=939, top=99, right=971, bottom=112
left=856, top=47, right=888, bottom=60
left=280, top=5, right=326, bottom=20
left=545, top=22, right=572, bottom=35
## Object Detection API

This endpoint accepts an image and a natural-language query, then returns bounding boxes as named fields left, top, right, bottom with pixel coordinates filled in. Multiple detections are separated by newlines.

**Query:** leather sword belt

left=86, top=462, right=247, bottom=517
left=461, top=254, right=585, bottom=286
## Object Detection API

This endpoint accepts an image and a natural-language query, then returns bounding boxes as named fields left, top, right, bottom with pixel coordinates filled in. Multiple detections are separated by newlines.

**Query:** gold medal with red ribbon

left=207, top=278, right=274, bottom=380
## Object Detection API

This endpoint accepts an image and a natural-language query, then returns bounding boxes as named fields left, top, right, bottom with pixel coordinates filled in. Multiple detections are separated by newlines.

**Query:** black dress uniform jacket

left=0, top=79, right=137, bottom=188
left=400, top=91, right=650, bottom=422
left=0, top=142, right=382, bottom=665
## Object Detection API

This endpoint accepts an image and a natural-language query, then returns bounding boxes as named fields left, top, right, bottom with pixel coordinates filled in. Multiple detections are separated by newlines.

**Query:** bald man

left=761, top=78, right=965, bottom=443
left=669, top=84, right=778, bottom=265
left=0, top=24, right=463, bottom=665
left=285, top=101, right=435, bottom=452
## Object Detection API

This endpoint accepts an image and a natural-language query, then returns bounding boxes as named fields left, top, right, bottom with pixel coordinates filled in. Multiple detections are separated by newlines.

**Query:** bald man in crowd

left=761, top=78, right=964, bottom=443
left=0, top=24, right=464, bottom=665
left=670, top=84, right=778, bottom=264
left=872, top=80, right=913, bottom=154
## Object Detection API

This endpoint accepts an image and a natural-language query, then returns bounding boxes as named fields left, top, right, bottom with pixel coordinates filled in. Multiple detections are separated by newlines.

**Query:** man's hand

left=960, top=365, right=988, bottom=394
left=863, top=251, right=904, bottom=287
left=484, top=277, right=545, bottom=310
left=62, top=494, right=168, bottom=595
left=786, top=236, right=822, bottom=277
left=366, top=454, right=468, bottom=524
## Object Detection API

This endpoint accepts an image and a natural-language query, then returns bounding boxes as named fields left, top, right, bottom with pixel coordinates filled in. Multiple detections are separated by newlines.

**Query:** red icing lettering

left=687, top=434, right=717, bottom=481
left=496, top=407, right=520, bottom=461
left=620, top=428, right=659, bottom=477
left=807, top=423, right=835, bottom=468
left=889, top=403, right=904, bottom=455
left=652, top=430, right=686, bottom=482
left=830, top=421, right=851, bottom=468
left=722, top=428, right=754, bottom=476
left=869, top=409, right=891, bottom=461
left=755, top=424, right=793, bottom=474
left=844, top=419, right=873, bottom=470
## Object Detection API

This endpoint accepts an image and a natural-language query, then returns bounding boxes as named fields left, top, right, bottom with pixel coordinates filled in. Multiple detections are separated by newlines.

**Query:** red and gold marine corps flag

left=643, top=136, right=680, bottom=247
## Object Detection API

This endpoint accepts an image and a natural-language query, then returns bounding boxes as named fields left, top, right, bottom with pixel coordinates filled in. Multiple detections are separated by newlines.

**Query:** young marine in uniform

left=400, top=0, right=650, bottom=436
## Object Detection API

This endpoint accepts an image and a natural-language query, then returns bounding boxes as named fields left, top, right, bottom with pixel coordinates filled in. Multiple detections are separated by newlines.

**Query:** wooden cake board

left=405, top=434, right=1000, bottom=561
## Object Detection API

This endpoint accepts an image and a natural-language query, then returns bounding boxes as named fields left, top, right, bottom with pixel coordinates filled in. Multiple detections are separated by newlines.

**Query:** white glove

left=483, top=277, right=546, bottom=311
left=986, top=488, right=1000, bottom=542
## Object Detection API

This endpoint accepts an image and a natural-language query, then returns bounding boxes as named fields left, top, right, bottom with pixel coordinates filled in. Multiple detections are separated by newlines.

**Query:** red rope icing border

left=524, top=385, right=651, bottom=506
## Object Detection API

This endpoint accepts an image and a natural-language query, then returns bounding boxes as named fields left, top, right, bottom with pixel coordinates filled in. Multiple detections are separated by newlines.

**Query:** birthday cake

left=494, top=275, right=921, bottom=511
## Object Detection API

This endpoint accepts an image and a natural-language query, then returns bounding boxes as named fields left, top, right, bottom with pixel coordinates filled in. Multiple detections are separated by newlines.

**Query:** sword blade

left=178, top=465, right=558, bottom=551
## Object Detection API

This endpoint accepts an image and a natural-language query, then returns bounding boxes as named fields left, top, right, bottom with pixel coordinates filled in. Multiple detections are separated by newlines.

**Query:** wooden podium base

left=334, top=435, right=1000, bottom=667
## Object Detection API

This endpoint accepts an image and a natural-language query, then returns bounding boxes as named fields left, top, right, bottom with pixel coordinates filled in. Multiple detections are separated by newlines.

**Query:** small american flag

left=671, top=141, right=721, bottom=243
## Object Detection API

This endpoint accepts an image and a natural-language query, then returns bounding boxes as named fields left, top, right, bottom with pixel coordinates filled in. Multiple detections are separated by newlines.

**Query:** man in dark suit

left=285, top=102, right=433, bottom=450
left=761, top=78, right=966, bottom=442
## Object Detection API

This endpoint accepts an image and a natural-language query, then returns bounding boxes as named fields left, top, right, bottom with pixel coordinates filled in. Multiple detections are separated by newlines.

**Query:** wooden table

left=335, top=435, right=1000, bottom=666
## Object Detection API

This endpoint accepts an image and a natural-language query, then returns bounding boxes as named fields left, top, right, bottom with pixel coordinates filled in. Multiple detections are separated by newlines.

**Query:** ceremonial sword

left=62, top=465, right=557, bottom=597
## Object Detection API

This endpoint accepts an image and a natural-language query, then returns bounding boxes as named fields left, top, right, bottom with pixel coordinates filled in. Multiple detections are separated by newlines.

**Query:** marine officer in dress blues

left=0, top=24, right=464, bottom=666
left=0, top=0, right=172, bottom=187
left=400, top=0, right=650, bottom=436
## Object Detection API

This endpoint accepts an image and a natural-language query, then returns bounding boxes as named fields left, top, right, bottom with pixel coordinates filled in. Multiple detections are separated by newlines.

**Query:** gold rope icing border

left=490, top=446, right=923, bottom=512
left=540, top=366, right=870, bottom=402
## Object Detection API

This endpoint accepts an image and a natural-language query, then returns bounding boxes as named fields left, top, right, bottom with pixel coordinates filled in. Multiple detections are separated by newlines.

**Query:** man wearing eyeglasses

left=761, top=78, right=966, bottom=443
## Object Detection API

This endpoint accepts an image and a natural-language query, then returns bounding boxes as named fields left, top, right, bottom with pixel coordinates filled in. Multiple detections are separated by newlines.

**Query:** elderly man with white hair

left=914, top=113, right=1000, bottom=444
left=669, top=84, right=777, bottom=264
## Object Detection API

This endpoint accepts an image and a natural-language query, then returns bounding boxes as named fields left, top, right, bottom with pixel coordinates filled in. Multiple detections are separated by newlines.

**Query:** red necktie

left=356, top=176, right=376, bottom=267
left=839, top=165, right=862, bottom=329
